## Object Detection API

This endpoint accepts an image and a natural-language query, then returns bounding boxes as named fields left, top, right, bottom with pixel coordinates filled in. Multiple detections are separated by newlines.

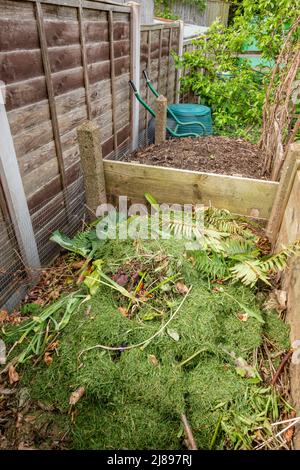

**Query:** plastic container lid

left=169, top=104, right=211, bottom=117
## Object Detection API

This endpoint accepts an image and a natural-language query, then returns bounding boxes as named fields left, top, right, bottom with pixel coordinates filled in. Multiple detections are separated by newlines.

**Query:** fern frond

left=230, top=260, right=271, bottom=287
left=260, top=240, right=300, bottom=273
left=204, top=207, right=255, bottom=239
left=193, top=250, right=229, bottom=280
left=222, top=238, right=258, bottom=257
left=163, top=211, right=204, bottom=241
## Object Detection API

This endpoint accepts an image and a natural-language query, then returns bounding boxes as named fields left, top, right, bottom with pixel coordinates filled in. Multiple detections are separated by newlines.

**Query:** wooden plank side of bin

left=103, top=160, right=279, bottom=219
left=275, top=170, right=300, bottom=449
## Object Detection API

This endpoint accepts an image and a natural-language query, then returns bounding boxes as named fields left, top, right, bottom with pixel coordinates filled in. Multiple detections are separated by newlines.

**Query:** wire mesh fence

left=0, top=219, right=28, bottom=308
left=31, top=175, right=86, bottom=266
left=0, top=174, right=87, bottom=309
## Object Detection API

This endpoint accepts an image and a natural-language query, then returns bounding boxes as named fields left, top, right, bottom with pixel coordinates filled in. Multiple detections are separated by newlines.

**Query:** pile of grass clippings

left=7, top=237, right=291, bottom=450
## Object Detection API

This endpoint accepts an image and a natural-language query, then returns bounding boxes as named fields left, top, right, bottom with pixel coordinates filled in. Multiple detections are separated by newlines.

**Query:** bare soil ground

left=124, top=136, right=270, bottom=180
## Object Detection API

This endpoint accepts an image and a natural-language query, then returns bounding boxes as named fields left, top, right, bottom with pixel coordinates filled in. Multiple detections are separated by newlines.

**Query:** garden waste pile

left=1, top=197, right=299, bottom=450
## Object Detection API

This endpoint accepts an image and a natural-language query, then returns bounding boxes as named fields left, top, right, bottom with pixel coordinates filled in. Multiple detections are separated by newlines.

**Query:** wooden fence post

left=155, top=95, right=167, bottom=145
left=77, top=121, right=107, bottom=218
left=266, top=142, right=300, bottom=247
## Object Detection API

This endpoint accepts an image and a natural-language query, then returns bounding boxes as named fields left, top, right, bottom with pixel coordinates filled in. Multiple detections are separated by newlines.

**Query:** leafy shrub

left=175, top=21, right=268, bottom=135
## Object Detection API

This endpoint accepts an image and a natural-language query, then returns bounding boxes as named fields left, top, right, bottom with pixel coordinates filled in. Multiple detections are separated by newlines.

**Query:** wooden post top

left=155, top=95, right=167, bottom=145
left=156, top=95, right=167, bottom=103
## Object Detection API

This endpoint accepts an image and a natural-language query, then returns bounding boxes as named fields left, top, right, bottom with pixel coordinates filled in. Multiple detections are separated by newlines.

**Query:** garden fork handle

left=143, top=69, right=150, bottom=83
left=129, top=80, right=138, bottom=94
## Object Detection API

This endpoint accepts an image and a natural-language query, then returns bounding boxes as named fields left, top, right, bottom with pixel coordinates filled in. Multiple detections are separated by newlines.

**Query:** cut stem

left=181, top=413, right=198, bottom=450
left=179, top=348, right=209, bottom=367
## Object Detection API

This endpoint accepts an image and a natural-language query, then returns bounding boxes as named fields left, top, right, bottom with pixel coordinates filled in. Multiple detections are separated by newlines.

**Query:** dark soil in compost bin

left=124, top=136, right=271, bottom=180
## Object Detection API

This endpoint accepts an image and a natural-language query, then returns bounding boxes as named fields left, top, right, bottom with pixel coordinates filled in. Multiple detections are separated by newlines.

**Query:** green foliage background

left=154, top=0, right=206, bottom=20
left=176, top=0, right=300, bottom=138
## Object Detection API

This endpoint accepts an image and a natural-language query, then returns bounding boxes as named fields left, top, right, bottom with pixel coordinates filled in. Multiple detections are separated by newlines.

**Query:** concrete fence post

left=128, top=1, right=141, bottom=152
left=77, top=121, right=107, bottom=218
left=155, top=95, right=167, bottom=145
left=0, top=88, right=40, bottom=275
left=175, top=20, right=184, bottom=104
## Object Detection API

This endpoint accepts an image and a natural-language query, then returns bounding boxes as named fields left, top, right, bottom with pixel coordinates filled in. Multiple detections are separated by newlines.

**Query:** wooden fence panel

left=172, top=0, right=229, bottom=26
left=0, top=0, right=133, bottom=307
left=139, top=23, right=180, bottom=146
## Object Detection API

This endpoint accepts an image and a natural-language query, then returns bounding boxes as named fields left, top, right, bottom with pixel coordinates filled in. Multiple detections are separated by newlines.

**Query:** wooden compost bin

left=103, top=160, right=278, bottom=220
left=78, top=123, right=300, bottom=448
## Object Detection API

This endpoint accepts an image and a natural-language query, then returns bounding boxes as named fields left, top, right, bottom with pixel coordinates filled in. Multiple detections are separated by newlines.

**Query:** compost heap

left=1, top=205, right=295, bottom=450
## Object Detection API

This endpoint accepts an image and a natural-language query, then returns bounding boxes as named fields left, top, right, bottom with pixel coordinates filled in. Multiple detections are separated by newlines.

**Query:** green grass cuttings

left=19, top=239, right=290, bottom=450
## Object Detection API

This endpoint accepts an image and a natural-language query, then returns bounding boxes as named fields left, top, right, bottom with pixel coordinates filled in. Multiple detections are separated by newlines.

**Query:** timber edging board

left=103, top=160, right=279, bottom=219
left=275, top=169, right=300, bottom=449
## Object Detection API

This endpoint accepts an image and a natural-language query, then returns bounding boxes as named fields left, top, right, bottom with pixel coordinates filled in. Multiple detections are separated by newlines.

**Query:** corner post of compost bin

left=266, top=142, right=300, bottom=248
left=0, top=87, right=41, bottom=276
left=129, top=1, right=141, bottom=152
left=155, top=95, right=167, bottom=145
left=175, top=20, right=184, bottom=104
left=77, top=121, right=107, bottom=219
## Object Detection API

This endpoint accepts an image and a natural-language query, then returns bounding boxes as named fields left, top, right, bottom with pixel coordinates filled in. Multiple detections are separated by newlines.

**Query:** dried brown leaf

left=284, top=426, right=294, bottom=443
left=237, top=312, right=249, bottom=322
left=69, top=387, right=85, bottom=406
left=43, top=352, right=53, bottom=366
left=0, top=310, right=9, bottom=325
left=47, top=341, right=59, bottom=352
left=18, top=442, right=35, bottom=451
left=176, top=282, right=189, bottom=295
left=71, top=260, right=86, bottom=270
left=149, top=354, right=159, bottom=366
left=112, top=274, right=129, bottom=287
left=265, top=289, right=287, bottom=313
left=8, top=365, right=19, bottom=385
left=49, top=289, right=60, bottom=300
left=118, top=307, right=128, bottom=317
left=275, top=290, right=287, bottom=311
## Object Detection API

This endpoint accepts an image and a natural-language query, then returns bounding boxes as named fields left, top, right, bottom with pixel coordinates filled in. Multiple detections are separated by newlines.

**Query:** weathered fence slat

left=35, top=1, right=68, bottom=203
left=79, top=4, right=92, bottom=120
left=166, top=27, right=172, bottom=101
left=109, top=10, right=118, bottom=152
left=157, top=28, right=163, bottom=93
